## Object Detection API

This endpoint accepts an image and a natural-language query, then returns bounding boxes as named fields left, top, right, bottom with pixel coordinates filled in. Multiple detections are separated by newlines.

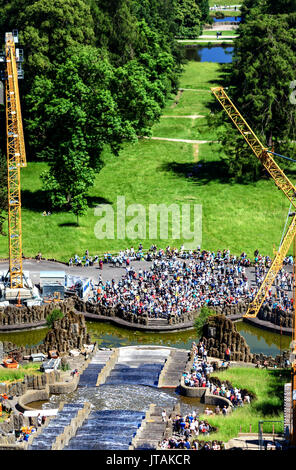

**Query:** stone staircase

left=63, top=410, right=145, bottom=450
left=103, top=347, right=171, bottom=388
left=28, top=403, right=85, bottom=450
left=158, top=349, right=189, bottom=388
left=78, top=348, right=113, bottom=388
left=147, top=318, right=169, bottom=328
left=131, top=404, right=168, bottom=450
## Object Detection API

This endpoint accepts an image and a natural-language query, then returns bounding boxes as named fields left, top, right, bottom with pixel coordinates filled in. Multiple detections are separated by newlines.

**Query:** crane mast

left=212, top=86, right=296, bottom=445
left=4, top=31, right=26, bottom=289
left=211, top=86, right=296, bottom=318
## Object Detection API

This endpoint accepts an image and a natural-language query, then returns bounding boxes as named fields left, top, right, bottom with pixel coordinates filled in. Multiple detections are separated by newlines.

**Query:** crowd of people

left=159, top=410, right=223, bottom=450
left=183, top=341, right=251, bottom=408
left=160, top=437, right=224, bottom=450
left=66, top=245, right=294, bottom=320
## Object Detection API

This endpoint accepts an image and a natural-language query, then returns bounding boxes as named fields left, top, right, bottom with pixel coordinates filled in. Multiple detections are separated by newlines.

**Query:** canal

left=0, top=319, right=291, bottom=357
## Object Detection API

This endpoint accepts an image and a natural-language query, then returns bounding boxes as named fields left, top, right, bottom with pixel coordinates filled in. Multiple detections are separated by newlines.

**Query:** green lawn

left=209, top=0, right=241, bottom=6
left=197, top=367, right=289, bottom=443
left=0, top=61, right=294, bottom=262
left=200, top=30, right=238, bottom=36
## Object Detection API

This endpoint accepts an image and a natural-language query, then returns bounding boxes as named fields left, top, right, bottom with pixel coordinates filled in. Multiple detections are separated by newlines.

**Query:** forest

left=0, top=0, right=295, bottom=240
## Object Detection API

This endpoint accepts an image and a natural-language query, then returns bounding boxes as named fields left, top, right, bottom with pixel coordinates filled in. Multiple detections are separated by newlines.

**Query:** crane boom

left=211, top=86, right=296, bottom=317
left=5, top=31, right=26, bottom=289
left=211, top=87, right=296, bottom=209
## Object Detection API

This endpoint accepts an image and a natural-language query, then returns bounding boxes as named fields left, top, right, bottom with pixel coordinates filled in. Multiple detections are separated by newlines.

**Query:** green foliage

left=194, top=306, right=216, bottom=338
left=0, top=0, right=183, bottom=216
left=175, top=0, right=202, bottom=37
left=197, top=0, right=210, bottom=22
left=0, top=0, right=96, bottom=82
left=46, top=309, right=64, bottom=328
left=199, top=368, right=289, bottom=442
left=218, top=0, right=296, bottom=182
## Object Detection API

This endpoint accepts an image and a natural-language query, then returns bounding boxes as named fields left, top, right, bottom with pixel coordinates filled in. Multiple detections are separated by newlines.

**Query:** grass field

left=197, top=367, right=289, bottom=442
left=0, top=60, right=294, bottom=262
left=200, top=30, right=238, bottom=36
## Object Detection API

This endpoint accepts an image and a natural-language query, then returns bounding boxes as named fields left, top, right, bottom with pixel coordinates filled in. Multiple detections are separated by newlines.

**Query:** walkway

left=143, top=136, right=218, bottom=144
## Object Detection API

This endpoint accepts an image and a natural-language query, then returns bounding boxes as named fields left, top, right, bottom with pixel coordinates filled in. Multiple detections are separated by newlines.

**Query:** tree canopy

left=0, top=0, right=210, bottom=223
left=217, top=0, right=296, bottom=182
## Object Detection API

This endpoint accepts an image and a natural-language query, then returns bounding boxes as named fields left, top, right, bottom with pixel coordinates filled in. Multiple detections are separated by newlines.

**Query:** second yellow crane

left=211, top=86, right=296, bottom=318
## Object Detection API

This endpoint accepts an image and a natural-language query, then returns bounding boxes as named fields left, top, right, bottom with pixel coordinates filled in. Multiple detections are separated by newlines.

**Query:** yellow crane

left=3, top=30, right=26, bottom=289
left=211, top=86, right=296, bottom=318
left=211, top=86, right=296, bottom=445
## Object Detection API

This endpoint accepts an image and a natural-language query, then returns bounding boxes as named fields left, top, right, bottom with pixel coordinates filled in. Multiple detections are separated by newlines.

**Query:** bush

left=194, top=306, right=216, bottom=338
left=46, top=309, right=64, bottom=328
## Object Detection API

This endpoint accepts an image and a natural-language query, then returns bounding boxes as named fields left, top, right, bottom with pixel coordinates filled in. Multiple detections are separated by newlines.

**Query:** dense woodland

left=217, top=0, right=296, bottom=182
left=0, top=0, right=295, bottom=232
left=0, top=0, right=209, bottom=227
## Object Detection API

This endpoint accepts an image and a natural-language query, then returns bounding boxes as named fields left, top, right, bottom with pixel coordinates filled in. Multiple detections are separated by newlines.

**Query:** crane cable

left=267, top=150, right=296, bottom=164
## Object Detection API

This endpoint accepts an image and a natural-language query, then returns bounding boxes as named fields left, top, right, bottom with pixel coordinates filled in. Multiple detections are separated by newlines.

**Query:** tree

left=0, top=0, right=95, bottom=82
left=26, top=46, right=138, bottom=216
left=194, top=306, right=216, bottom=338
left=217, top=2, right=296, bottom=182
left=175, top=0, right=202, bottom=37
left=46, top=309, right=64, bottom=328
left=196, top=0, right=209, bottom=23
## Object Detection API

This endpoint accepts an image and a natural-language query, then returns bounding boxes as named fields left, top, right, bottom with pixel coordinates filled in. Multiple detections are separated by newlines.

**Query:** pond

left=185, top=45, right=234, bottom=63
left=0, top=320, right=291, bottom=358
left=213, top=16, right=241, bottom=22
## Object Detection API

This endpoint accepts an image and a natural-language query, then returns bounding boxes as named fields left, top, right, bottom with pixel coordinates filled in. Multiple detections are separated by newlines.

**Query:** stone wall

left=0, top=297, right=77, bottom=329
left=1, top=308, right=91, bottom=359
left=0, top=292, right=293, bottom=335
left=201, top=314, right=253, bottom=363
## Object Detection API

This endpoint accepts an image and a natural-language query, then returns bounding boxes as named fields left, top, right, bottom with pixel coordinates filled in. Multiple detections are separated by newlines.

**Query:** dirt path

left=161, top=115, right=205, bottom=119
left=143, top=136, right=218, bottom=144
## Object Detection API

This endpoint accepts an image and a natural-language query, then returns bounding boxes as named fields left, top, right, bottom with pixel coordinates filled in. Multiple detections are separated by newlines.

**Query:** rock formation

left=200, top=313, right=290, bottom=367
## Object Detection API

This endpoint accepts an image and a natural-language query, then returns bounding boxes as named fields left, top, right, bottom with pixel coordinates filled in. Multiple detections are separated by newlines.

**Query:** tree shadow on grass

left=251, top=369, right=291, bottom=416
left=86, top=195, right=112, bottom=208
left=161, top=159, right=231, bottom=185
left=21, top=189, right=49, bottom=212
left=22, top=190, right=112, bottom=214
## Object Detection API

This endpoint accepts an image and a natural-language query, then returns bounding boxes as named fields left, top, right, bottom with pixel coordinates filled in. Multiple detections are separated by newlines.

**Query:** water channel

left=4, top=33, right=290, bottom=432
left=213, top=16, right=241, bottom=22
left=1, top=319, right=290, bottom=417
left=0, top=319, right=290, bottom=358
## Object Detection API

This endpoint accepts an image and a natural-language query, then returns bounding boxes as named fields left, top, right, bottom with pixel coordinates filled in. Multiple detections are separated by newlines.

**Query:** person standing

left=225, top=346, right=231, bottom=362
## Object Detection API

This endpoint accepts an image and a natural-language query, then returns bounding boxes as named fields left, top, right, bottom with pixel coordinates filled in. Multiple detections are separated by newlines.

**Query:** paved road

left=0, top=258, right=153, bottom=285
left=0, top=258, right=292, bottom=293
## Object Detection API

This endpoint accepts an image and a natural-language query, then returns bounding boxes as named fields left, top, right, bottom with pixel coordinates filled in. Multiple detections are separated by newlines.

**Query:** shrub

left=46, top=309, right=64, bottom=328
left=194, top=306, right=216, bottom=338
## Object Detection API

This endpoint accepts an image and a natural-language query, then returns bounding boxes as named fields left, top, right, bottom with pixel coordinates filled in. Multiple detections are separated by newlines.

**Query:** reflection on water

left=185, top=46, right=233, bottom=63
left=87, top=321, right=197, bottom=350
left=0, top=327, right=49, bottom=348
left=0, top=320, right=290, bottom=358
left=236, top=321, right=291, bottom=357
left=213, top=16, right=241, bottom=22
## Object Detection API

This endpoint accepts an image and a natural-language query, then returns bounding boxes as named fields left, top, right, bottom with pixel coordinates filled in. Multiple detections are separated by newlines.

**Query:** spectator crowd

left=67, top=245, right=294, bottom=320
